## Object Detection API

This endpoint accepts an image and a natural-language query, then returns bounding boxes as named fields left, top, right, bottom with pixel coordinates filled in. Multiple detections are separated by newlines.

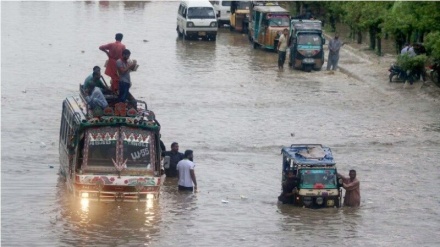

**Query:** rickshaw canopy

left=281, top=144, right=335, bottom=166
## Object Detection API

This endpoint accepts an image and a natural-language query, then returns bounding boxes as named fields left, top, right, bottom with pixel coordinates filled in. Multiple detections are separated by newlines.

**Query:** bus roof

left=63, top=93, right=160, bottom=131
left=281, top=144, right=335, bottom=166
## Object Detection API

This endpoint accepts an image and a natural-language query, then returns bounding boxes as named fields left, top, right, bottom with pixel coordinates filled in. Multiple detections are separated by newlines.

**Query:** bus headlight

left=316, top=197, right=324, bottom=205
left=81, top=192, right=89, bottom=198
left=187, top=22, right=194, bottom=27
left=210, top=21, right=218, bottom=27
left=303, top=196, right=312, bottom=206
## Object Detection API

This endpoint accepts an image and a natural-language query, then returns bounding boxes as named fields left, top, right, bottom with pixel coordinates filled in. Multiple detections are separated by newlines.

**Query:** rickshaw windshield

left=298, top=34, right=321, bottom=45
left=299, top=169, right=338, bottom=189
left=267, top=15, right=289, bottom=27
left=188, top=7, right=216, bottom=19
left=237, top=2, right=249, bottom=9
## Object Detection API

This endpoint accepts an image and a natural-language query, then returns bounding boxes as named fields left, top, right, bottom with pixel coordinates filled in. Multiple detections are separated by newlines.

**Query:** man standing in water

left=277, top=28, right=289, bottom=71
left=327, top=33, right=344, bottom=71
left=99, top=33, right=126, bottom=92
left=338, top=170, right=360, bottom=207
left=278, top=170, right=299, bottom=204
left=163, top=142, right=184, bottom=178
left=176, top=150, right=197, bottom=192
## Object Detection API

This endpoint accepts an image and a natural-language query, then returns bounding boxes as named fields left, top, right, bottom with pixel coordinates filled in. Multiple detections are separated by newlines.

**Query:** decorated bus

left=59, top=85, right=163, bottom=202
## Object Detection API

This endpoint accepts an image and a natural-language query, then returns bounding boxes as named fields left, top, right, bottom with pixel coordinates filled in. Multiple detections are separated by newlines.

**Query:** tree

left=425, top=31, right=440, bottom=60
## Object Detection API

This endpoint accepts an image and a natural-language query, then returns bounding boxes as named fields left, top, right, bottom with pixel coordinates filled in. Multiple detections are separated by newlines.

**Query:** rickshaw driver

left=278, top=170, right=299, bottom=204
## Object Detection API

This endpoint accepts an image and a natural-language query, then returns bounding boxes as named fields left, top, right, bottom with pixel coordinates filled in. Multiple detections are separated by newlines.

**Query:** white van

left=211, top=1, right=231, bottom=26
left=176, top=1, right=218, bottom=41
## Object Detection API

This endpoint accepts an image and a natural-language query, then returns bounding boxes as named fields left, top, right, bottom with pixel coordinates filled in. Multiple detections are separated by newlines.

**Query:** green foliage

left=425, top=31, right=440, bottom=59
left=397, top=54, right=428, bottom=71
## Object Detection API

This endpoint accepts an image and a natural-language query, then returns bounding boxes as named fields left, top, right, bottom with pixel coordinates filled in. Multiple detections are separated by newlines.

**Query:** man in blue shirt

left=163, top=142, right=184, bottom=178
left=84, top=71, right=108, bottom=109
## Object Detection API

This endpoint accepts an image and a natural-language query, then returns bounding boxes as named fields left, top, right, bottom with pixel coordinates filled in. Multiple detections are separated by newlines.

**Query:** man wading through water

left=338, top=170, right=360, bottom=207
left=327, top=33, right=344, bottom=71
left=176, top=150, right=197, bottom=192
left=163, top=142, right=184, bottom=178
left=277, top=28, right=289, bottom=71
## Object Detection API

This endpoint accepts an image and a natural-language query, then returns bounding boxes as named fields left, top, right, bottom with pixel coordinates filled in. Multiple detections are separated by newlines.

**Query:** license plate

left=303, top=58, right=315, bottom=63
left=198, top=32, right=206, bottom=36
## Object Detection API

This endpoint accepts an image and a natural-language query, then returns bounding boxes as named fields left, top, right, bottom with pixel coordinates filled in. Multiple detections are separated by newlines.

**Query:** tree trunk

left=369, top=26, right=376, bottom=50
left=297, top=2, right=303, bottom=16
left=357, top=30, right=362, bottom=44
left=377, top=36, right=382, bottom=56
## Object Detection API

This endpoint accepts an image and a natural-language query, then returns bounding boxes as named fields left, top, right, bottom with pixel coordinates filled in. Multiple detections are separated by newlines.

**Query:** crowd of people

left=161, top=141, right=198, bottom=192
left=276, top=31, right=345, bottom=71
left=83, top=33, right=138, bottom=109
left=84, top=33, right=365, bottom=200
left=82, top=33, right=198, bottom=193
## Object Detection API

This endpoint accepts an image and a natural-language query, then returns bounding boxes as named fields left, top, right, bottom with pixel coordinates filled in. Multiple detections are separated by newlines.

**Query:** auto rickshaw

left=248, top=4, right=290, bottom=51
left=288, top=19, right=325, bottom=72
left=280, top=144, right=342, bottom=208
left=230, top=1, right=250, bottom=33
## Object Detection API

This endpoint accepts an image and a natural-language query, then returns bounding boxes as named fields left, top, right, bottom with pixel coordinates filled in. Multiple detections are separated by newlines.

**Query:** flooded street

left=2, top=1, right=440, bottom=246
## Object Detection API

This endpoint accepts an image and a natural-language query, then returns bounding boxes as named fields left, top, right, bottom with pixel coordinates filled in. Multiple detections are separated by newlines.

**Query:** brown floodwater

left=2, top=1, right=440, bottom=247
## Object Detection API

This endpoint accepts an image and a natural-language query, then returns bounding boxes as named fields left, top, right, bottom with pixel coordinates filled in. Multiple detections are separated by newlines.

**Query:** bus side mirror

left=322, top=38, right=326, bottom=45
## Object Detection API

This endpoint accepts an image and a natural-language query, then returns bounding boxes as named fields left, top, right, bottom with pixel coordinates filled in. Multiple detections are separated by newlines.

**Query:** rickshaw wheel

left=253, top=41, right=259, bottom=49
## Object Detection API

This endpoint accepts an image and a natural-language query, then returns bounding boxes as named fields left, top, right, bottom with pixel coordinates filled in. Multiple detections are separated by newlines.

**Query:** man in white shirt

left=401, top=43, right=416, bottom=57
left=277, top=28, right=289, bottom=71
left=176, top=150, right=197, bottom=192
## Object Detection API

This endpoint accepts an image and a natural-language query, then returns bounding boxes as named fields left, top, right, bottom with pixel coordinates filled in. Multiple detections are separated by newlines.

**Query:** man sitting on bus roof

left=84, top=71, right=108, bottom=109
left=84, top=66, right=111, bottom=94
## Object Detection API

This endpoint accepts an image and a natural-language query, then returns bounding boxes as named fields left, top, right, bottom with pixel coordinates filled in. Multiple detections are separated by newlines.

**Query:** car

left=177, top=0, right=218, bottom=41
left=211, top=0, right=231, bottom=26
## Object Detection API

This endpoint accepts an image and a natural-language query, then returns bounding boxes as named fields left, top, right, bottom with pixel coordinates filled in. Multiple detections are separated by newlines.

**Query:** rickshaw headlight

left=210, top=21, right=217, bottom=27
left=327, top=199, right=334, bottom=206
left=187, top=22, right=194, bottom=27
left=316, top=197, right=324, bottom=205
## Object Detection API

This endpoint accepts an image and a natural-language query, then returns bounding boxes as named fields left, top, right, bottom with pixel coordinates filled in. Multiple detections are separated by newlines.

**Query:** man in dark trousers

left=163, top=142, right=184, bottom=178
left=278, top=170, right=299, bottom=204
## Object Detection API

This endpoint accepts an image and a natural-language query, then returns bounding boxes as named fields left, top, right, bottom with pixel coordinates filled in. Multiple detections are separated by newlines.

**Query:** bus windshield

left=299, top=169, right=338, bottom=189
left=121, top=126, right=153, bottom=168
left=86, top=127, right=118, bottom=167
left=188, top=7, right=216, bottom=19
left=85, top=127, right=154, bottom=169
left=298, top=34, right=321, bottom=45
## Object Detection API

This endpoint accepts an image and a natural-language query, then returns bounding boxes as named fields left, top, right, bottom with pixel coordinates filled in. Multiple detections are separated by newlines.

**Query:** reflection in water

left=277, top=204, right=362, bottom=244
left=55, top=179, right=162, bottom=246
